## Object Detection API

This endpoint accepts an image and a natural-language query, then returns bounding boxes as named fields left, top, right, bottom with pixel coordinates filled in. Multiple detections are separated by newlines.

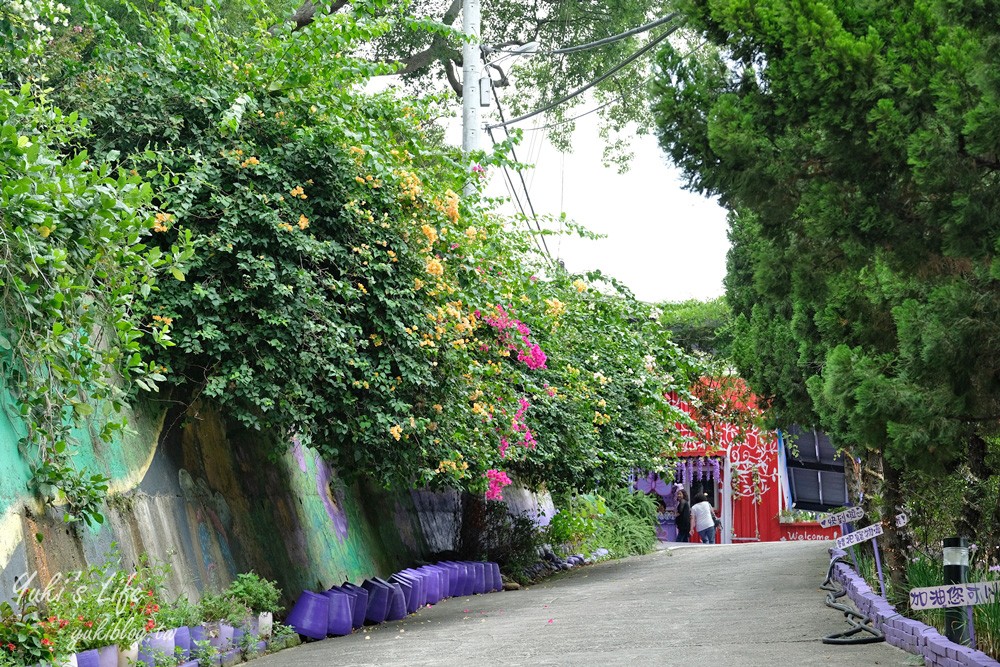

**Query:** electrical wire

left=490, top=86, right=552, bottom=258
left=517, top=98, right=617, bottom=132
left=485, top=21, right=681, bottom=130
left=548, top=12, right=681, bottom=55
left=487, top=127, right=550, bottom=259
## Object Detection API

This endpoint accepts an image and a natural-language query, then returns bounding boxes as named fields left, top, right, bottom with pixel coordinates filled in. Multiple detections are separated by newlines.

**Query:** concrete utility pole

left=461, top=0, right=481, bottom=196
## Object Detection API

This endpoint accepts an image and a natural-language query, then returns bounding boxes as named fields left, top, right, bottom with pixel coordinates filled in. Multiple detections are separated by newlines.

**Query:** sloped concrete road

left=259, top=541, right=919, bottom=666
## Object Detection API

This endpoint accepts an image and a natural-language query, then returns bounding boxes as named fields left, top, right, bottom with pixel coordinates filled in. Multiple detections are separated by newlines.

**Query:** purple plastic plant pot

left=188, top=625, right=206, bottom=644
left=178, top=661, right=200, bottom=667
left=388, top=575, right=416, bottom=614
left=76, top=649, right=100, bottom=667
left=139, top=630, right=176, bottom=667
left=492, top=562, right=503, bottom=592
left=416, top=566, right=442, bottom=603
left=451, top=562, right=474, bottom=597
left=430, top=563, right=458, bottom=598
left=96, top=645, right=118, bottom=667
left=438, top=562, right=466, bottom=597
left=395, top=571, right=425, bottom=610
left=322, top=590, right=353, bottom=636
left=338, top=583, right=369, bottom=629
left=385, top=583, right=407, bottom=621
left=469, top=562, right=487, bottom=595
left=173, top=627, right=192, bottom=660
left=209, top=623, right=235, bottom=650
left=285, top=591, right=330, bottom=640
left=231, top=627, right=245, bottom=647
left=360, top=579, right=391, bottom=625
left=413, top=568, right=440, bottom=605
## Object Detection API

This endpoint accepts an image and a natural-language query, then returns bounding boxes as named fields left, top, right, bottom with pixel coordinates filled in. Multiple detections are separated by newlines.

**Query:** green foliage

left=549, top=487, right=657, bottom=559
left=155, top=597, right=201, bottom=630
left=547, top=492, right=607, bottom=553
left=0, top=600, right=58, bottom=667
left=656, top=297, right=732, bottom=357
left=191, top=639, right=218, bottom=667
left=225, top=573, right=282, bottom=615
left=0, top=79, right=191, bottom=524
left=35, top=0, right=700, bottom=497
left=196, top=594, right=249, bottom=626
left=586, top=486, right=657, bottom=558
left=477, top=501, right=545, bottom=585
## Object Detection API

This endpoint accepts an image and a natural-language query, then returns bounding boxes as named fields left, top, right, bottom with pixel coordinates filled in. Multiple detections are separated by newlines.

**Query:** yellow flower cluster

left=545, top=298, right=566, bottom=317
left=387, top=250, right=398, bottom=262
left=421, top=224, right=438, bottom=244
left=239, top=156, right=260, bottom=168
left=389, top=425, right=403, bottom=441
left=398, top=170, right=422, bottom=201
left=426, top=257, right=444, bottom=277
left=593, top=411, right=611, bottom=425
left=573, top=279, right=588, bottom=293
left=153, top=212, right=173, bottom=233
left=442, top=189, right=460, bottom=223
left=437, top=457, right=469, bottom=475
left=414, top=278, right=425, bottom=290
left=297, top=214, right=309, bottom=230
left=151, top=314, right=173, bottom=327
left=357, top=282, right=368, bottom=295
left=289, top=186, right=307, bottom=200
left=464, top=226, right=478, bottom=240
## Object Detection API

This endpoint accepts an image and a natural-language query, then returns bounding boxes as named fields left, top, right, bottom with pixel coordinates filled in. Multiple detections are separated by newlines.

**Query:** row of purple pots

left=284, top=560, right=503, bottom=641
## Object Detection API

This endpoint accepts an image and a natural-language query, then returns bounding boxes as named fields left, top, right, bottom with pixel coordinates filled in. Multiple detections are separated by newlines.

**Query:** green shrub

left=226, top=573, right=282, bottom=615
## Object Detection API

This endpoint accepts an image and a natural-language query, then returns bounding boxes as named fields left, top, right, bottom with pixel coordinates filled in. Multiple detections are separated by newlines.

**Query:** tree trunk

left=880, top=450, right=911, bottom=592
left=458, top=491, right=487, bottom=560
left=957, top=432, right=991, bottom=550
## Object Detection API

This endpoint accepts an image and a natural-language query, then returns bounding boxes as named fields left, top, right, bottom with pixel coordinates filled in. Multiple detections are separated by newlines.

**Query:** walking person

left=691, top=492, right=718, bottom=544
left=674, top=489, right=690, bottom=542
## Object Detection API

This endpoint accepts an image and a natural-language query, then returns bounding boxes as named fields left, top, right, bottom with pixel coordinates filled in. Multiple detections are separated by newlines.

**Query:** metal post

left=944, top=537, right=971, bottom=646
left=461, top=0, right=481, bottom=196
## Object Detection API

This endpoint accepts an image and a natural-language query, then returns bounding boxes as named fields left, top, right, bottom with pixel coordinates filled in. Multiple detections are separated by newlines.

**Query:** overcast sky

left=464, top=113, right=731, bottom=305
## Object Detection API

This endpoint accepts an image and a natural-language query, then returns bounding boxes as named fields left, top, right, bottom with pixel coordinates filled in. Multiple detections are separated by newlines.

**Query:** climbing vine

left=0, top=81, right=192, bottom=524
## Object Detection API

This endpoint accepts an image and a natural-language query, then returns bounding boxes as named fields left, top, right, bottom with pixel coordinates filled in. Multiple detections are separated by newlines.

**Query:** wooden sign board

left=910, top=581, right=1000, bottom=610
left=835, top=522, right=883, bottom=550
left=820, top=506, right=865, bottom=529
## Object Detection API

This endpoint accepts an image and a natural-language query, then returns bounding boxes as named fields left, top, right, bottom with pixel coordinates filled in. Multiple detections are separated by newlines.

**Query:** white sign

left=835, top=522, right=883, bottom=550
left=895, top=512, right=908, bottom=528
left=820, top=506, right=865, bottom=528
left=910, top=581, right=1000, bottom=610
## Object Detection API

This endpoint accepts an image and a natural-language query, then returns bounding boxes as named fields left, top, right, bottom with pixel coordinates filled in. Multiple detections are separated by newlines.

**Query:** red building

left=640, top=384, right=842, bottom=544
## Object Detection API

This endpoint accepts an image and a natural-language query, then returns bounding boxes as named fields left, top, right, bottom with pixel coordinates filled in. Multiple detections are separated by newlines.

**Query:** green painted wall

left=0, top=376, right=432, bottom=607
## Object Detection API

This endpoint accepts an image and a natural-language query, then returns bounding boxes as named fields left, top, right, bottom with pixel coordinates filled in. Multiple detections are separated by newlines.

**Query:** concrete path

left=257, top=541, right=920, bottom=666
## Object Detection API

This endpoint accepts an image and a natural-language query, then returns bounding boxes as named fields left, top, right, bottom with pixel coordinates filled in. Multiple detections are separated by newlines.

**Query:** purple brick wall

left=827, top=548, right=999, bottom=667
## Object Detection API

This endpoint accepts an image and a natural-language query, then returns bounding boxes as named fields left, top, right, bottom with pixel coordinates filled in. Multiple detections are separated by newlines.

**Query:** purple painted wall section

left=828, top=548, right=1000, bottom=667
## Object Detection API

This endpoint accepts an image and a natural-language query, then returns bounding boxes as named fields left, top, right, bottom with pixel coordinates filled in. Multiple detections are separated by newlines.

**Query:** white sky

left=482, top=116, right=731, bottom=304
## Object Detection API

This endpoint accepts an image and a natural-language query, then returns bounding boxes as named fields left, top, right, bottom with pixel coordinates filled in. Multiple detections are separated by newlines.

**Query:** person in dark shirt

left=674, top=489, right=690, bottom=542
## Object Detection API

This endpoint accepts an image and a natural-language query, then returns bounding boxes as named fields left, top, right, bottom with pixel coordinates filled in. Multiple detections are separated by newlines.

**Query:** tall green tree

left=650, top=0, right=1000, bottom=570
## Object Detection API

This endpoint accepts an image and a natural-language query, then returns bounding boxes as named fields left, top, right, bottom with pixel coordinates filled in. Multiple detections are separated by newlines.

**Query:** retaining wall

left=829, top=548, right=999, bottom=667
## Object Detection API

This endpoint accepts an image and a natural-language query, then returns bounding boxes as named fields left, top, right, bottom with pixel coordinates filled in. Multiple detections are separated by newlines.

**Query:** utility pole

left=461, top=0, right=481, bottom=196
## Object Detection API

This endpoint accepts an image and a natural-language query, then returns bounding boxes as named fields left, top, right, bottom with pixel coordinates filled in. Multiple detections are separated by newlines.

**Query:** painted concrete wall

left=0, top=385, right=434, bottom=607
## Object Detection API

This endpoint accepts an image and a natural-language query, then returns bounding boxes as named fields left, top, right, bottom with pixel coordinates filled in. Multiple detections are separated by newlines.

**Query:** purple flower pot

left=96, top=645, right=118, bottom=667
left=487, top=562, right=502, bottom=592
left=411, top=567, right=440, bottom=605
left=394, top=571, right=425, bottom=610
left=338, top=583, right=369, bottom=629
left=322, top=590, right=353, bottom=636
left=139, top=630, right=176, bottom=667
left=430, top=563, right=458, bottom=598
left=385, top=582, right=407, bottom=621
left=469, top=562, right=487, bottom=594
left=389, top=574, right=419, bottom=614
left=285, top=591, right=330, bottom=640
left=76, top=649, right=100, bottom=667
left=209, top=623, right=235, bottom=650
left=178, top=661, right=200, bottom=667
left=360, top=579, right=391, bottom=625
left=173, top=627, right=192, bottom=660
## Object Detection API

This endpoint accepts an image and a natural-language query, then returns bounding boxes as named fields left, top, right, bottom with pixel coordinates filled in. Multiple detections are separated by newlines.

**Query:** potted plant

left=224, top=575, right=282, bottom=639
left=195, top=596, right=247, bottom=651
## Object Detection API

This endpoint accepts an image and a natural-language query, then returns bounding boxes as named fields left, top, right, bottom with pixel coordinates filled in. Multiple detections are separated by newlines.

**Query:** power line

left=549, top=12, right=681, bottom=55
left=490, top=85, right=552, bottom=258
left=518, top=98, right=617, bottom=132
left=487, top=126, right=551, bottom=259
left=485, top=21, right=681, bottom=130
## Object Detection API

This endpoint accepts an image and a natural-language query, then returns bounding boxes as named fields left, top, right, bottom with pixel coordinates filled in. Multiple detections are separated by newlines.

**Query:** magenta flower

left=485, top=469, right=512, bottom=500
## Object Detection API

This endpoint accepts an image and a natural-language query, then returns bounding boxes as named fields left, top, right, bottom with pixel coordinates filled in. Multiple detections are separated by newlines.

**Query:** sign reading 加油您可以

left=909, top=581, right=1000, bottom=610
